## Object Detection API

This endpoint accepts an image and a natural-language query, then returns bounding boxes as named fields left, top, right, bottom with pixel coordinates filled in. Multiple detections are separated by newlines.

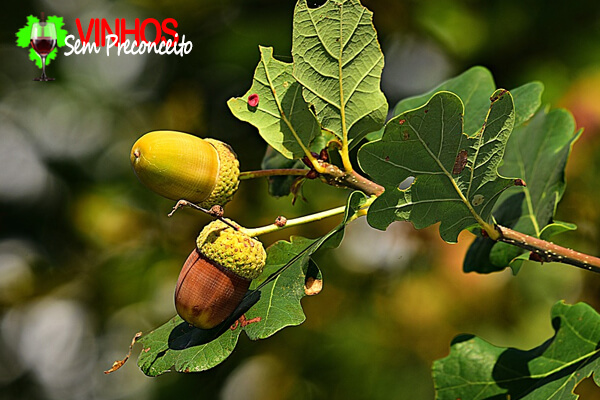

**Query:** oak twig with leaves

left=114, top=0, right=600, bottom=398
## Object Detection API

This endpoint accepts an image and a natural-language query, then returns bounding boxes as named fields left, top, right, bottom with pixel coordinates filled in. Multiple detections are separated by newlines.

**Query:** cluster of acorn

left=130, top=131, right=266, bottom=330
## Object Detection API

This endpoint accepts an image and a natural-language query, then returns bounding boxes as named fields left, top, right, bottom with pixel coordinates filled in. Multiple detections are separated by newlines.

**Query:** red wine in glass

left=30, top=37, right=56, bottom=56
left=30, top=19, right=57, bottom=81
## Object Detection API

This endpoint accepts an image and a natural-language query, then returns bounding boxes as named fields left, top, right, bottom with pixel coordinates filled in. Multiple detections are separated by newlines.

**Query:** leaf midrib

left=405, top=95, right=479, bottom=224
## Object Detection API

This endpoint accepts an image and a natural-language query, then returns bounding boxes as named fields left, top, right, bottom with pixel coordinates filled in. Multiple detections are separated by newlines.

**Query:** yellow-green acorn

left=130, top=130, right=239, bottom=208
left=175, top=220, right=266, bottom=329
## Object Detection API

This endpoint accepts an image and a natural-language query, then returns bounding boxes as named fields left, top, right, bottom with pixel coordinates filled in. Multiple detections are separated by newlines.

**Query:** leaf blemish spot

left=231, top=315, right=262, bottom=330
left=490, top=89, right=508, bottom=103
left=385, top=155, right=390, bottom=161
left=403, top=131, right=410, bottom=140
left=514, top=178, right=526, bottom=187
left=305, top=277, right=323, bottom=295
left=452, top=150, right=468, bottom=175
left=472, top=194, right=485, bottom=206
left=399, top=119, right=405, bottom=125
left=248, top=93, right=259, bottom=107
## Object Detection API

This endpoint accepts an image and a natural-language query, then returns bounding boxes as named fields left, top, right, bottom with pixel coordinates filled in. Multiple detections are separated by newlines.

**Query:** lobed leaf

left=137, top=191, right=366, bottom=376
left=244, top=190, right=366, bottom=340
left=394, top=66, right=496, bottom=136
left=292, top=0, right=388, bottom=146
left=464, top=107, right=581, bottom=274
left=366, top=67, right=543, bottom=142
left=228, top=46, right=320, bottom=160
left=433, top=301, right=600, bottom=400
left=137, top=316, right=242, bottom=376
left=243, top=237, right=322, bottom=340
left=359, top=90, right=516, bottom=243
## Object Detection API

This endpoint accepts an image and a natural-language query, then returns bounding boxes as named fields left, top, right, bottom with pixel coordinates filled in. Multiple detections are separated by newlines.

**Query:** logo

left=16, top=14, right=193, bottom=80
left=16, top=14, right=68, bottom=81
left=63, top=18, right=193, bottom=57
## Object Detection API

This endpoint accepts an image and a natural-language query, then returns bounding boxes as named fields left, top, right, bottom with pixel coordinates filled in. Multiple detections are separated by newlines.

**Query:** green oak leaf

left=358, top=90, right=515, bottom=243
left=512, top=81, right=545, bottom=127
left=137, top=191, right=366, bottom=375
left=464, top=107, right=581, bottom=274
left=243, top=238, right=322, bottom=340
left=394, top=66, right=495, bottom=136
left=244, top=190, right=366, bottom=339
left=228, top=46, right=320, bottom=160
left=292, top=0, right=388, bottom=146
left=137, top=315, right=242, bottom=375
left=433, top=301, right=600, bottom=400
left=366, top=67, right=543, bottom=142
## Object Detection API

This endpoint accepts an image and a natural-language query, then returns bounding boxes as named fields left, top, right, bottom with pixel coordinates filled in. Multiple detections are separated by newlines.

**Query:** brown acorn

left=175, top=220, right=266, bottom=329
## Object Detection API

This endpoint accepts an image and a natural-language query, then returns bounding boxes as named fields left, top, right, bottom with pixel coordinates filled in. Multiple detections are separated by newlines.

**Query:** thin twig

left=495, top=225, right=600, bottom=273
left=242, top=205, right=347, bottom=237
left=239, top=169, right=309, bottom=180
left=168, top=200, right=239, bottom=230
left=104, top=332, right=142, bottom=374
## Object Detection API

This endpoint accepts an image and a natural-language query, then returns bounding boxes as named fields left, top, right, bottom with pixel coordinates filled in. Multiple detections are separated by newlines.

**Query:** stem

left=319, top=162, right=384, bottom=197
left=239, top=169, right=308, bottom=180
left=41, top=56, right=47, bottom=79
left=336, top=21, right=353, bottom=174
left=168, top=200, right=240, bottom=230
left=340, top=144, right=353, bottom=173
left=495, top=225, right=600, bottom=273
left=242, top=205, right=347, bottom=237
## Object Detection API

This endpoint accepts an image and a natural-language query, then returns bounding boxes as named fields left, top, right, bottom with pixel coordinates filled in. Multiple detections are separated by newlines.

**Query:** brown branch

left=240, top=163, right=384, bottom=197
left=318, top=162, right=384, bottom=196
left=240, top=164, right=600, bottom=274
left=495, top=225, right=600, bottom=273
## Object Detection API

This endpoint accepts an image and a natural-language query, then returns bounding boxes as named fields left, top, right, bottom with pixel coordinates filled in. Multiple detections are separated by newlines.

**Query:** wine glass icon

left=30, top=16, right=57, bottom=81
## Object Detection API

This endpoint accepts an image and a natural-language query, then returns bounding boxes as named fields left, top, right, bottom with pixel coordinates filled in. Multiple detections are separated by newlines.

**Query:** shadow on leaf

left=491, top=317, right=600, bottom=399
left=167, top=290, right=261, bottom=349
left=464, top=192, right=526, bottom=274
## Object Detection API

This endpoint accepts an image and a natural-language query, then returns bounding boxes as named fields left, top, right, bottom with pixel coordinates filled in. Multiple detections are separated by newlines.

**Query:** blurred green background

left=2, top=0, right=600, bottom=399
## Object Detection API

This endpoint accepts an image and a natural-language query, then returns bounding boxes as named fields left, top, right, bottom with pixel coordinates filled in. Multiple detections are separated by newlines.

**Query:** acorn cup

left=130, top=130, right=240, bottom=208
left=175, top=219, right=267, bottom=329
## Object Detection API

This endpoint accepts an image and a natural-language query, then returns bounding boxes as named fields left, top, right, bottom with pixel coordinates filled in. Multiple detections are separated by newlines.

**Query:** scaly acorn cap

left=200, top=139, right=240, bottom=209
left=130, top=131, right=239, bottom=207
left=196, top=219, right=266, bottom=280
